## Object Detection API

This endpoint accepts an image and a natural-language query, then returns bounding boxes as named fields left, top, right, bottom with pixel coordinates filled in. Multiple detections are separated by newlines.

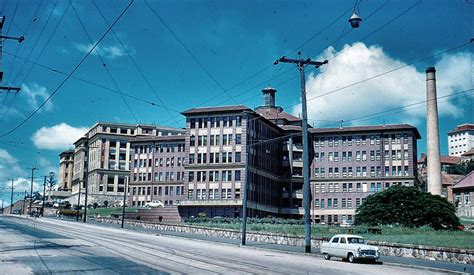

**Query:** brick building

left=310, top=125, right=421, bottom=224
left=129, top=135, right=187, bottom=207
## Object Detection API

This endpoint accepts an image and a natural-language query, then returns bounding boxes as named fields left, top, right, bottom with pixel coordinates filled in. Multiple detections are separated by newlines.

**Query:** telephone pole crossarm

left=274, top=53, right=327, bottom=254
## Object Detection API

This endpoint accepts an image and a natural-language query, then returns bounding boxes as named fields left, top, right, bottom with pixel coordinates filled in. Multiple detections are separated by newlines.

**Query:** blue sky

left=0, top=0, right=472, bottom=206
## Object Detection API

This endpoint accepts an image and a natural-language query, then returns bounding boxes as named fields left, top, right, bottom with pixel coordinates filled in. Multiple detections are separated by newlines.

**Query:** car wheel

left=324, top=253, right=331, bottom=260
left=348, top=253, right=355, bottom=263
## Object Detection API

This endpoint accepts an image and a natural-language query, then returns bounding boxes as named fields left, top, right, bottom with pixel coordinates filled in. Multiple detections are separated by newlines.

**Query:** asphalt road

left=0, top=216, right=465, bottom=274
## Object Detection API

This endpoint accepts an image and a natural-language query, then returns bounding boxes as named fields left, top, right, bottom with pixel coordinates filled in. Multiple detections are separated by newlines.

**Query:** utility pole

left=0, top=16, right=24, bottom=93
left=121, top=177, right=129, bottom=228
left=9, top=178, right=15, bottom=214
left=274, top=52, right=327, bottom=253
left=76, top=179, right=81, bottom=222
left=28, top=166, right=38, bottom=216
left=22, top=190, right=26, bottom=215
left=83, top=142, right=90, bottom=223
left=241, top=113, right=252, bottom=245
left=41, top=175, right=47, bottom=216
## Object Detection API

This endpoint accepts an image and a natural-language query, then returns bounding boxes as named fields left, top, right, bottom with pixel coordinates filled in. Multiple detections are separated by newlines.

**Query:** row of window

left=314, top=134, right=409, bottom=147
left=132, top=185, right=184, bottom=196
left=133, top=171, right=185, bottom=182
left=314, top=181, right=410, bottom=193
left=187, top=188, right=239, bottom=200
left=132, top=200, right=177, bottom=207
left=134, top=157, right=185, bottom=168
left=314, top=165, right=410, bottom=178
left=189, top=152, right=242, bottom=164
left=134, top=144, right=185, bottom=154
left=316, top=215, right=353, bottom=224
left=315, top=150, right=409, bottom=162
left=188, top=170, right=241, bottom=182
left=190, top=134, right=241, bottom=147
left=314, top=197, right=364, bottom=209
left=190, top=116, right=243, bottom=129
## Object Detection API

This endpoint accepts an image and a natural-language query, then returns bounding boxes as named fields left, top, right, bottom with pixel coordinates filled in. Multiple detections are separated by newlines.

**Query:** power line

left=144, top=0, right=238, bottom=105
left=70, top=1, right=139, bottom=124
left=92, top=0, right=179, bottom=125
left=0, top=0, right=135, bottom=138
left=9, top=0, right=59, bottom=86
left=2, top=49, right=182, bottom=113
left=14, top=0, right=70, bottom=87
left=5, top=0, right=44, bottom=84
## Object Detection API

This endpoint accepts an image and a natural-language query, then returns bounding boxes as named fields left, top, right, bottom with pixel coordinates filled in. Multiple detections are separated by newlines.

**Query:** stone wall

left=93, top=218, right=474, bottom=264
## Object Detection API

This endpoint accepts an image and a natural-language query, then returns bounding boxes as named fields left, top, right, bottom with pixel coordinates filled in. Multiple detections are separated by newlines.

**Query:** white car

left=144, top=200, right=164, bottom=208
left=320, top=234, right=380, bottom=263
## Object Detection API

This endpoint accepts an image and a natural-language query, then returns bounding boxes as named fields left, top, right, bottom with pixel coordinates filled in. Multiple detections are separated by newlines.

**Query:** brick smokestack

left=426, top=67, right=442, bottom=195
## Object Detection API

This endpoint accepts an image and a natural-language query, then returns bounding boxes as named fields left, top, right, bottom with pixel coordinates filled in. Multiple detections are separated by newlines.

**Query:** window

left=334, top=152, right=339, bottom=162
left=188, top=172, right=195, bottom=182
left=235, top=152, right=241, bottom=163
left=236, top=134, right=241, bottom=145
left=190, top=135, right=196, bottom=146
left=342, top=198, right=346, bottom=208
left=235, top=170, right=241, bottom=181
left=327, top=198, right=332, bottom=208
left=236, top=116, right=242, bottom=127
left=362, top=151, right=367, bottom=161
left=370, top=151, right=375, bottom=161
left=333, top=198, right=338, bottom=208
left=356, top=151, right=361, bottom=161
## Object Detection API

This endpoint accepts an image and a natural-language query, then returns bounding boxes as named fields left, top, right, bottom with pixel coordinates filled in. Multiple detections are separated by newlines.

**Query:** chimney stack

left=426, top=67, right=442, bottom=195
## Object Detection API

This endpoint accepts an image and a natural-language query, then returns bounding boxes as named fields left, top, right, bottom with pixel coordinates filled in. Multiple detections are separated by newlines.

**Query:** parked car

left=144, top=200, right=164, bottom=208
left=340, top=220, right=353, bottom=227
left=320, top=234, right=380, bottom=263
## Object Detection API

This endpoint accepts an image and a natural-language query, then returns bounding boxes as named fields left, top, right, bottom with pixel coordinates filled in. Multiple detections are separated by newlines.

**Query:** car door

left=329, top=237, right=339, bottom=256
left=338, top=237, right=347, bottom=258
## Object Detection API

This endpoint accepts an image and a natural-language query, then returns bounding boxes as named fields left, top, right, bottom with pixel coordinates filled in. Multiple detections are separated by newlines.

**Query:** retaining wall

left=93, top=218, right=474, bottom=264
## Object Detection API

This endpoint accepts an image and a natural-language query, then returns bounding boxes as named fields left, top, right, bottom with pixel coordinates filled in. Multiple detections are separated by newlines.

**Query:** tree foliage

left=355, top=185, right=461, bottom=230
left=446, top=160, right=474, bottom=175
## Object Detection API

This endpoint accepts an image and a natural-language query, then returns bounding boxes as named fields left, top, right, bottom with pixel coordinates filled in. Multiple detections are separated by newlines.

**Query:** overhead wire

left=0, top=0, right=135, bottom=138
left=9, top=0, right=59, bottom=86
left=70, top=1, right=139, bottom=124
left=144, top=0, right=239, bottom=105
left=14, top=0, right=71, bottom=87
left=2, top=50, right=182, bottom=113
left=92, top=0, right=179, bottom=126
left=5, top=0, right=45, bottom=84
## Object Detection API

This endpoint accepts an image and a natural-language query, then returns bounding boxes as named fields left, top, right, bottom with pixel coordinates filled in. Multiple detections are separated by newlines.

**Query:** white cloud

left=21, top=83, right=53, bottom=112
left=294, top=42, right=472, bottom=126
left=73, top=43, right=132, bottom=59
left=32, top=123, right=88, bottom=150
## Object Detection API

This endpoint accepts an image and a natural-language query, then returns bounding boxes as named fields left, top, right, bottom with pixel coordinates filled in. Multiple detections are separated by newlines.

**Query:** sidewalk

left=50, top=216, right=474, bottom=274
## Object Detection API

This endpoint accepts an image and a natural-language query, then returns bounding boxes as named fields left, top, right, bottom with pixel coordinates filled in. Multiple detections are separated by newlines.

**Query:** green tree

left=355, top=185, right=461, bottom=230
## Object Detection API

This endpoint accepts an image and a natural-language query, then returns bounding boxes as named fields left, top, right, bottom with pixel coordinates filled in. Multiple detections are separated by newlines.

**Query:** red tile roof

left=181, top=105, right=252, bottom=115
left=440, top=156, right=461, bottom=165
left=255, top=107, right=301, bottom=122
left=448, top=124, right=474, bottom=135
left=309, top=124, right=421, bottom=138
left=452, top=171, right=474, bottom=189
left=461, top=148, right=474, bottom=156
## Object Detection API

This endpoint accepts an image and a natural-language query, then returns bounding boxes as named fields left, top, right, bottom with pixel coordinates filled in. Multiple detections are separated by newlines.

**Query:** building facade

left=310, top=125, right=420, bottom=224
left=58, top=150, right=74, bottom=191
left=452, top=171, right=473, bottom=217
left=70, top=122, right=184, bottom=205
left=129, top=135, right=186, bottom=207
left=63, top=89, right=421, bottom=223
left=448, top=124, right=474, bottom=156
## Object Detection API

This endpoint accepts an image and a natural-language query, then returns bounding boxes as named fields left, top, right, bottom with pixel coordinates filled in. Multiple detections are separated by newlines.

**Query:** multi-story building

left=129, top=135, right=186, bottom=207
left=71, top=137, right=88, bottom=205
left=70, top=122, right=184, bottom=205
left=58, top=150, right=74, bottom=191
left=179, top=100, right=283, bottom=218
left=63, top=89, right=421, bottom=223
left=310, top=125, right=421, bottom=224
left=448, top=124, right=474, bottom=156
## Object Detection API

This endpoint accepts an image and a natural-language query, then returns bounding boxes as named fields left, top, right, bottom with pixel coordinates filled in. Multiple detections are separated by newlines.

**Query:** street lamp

left=348, top=8, right=362, bottom=28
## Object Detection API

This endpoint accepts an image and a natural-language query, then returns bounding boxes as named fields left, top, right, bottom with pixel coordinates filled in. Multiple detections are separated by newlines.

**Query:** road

left=0, top=216, right=457, bottom=274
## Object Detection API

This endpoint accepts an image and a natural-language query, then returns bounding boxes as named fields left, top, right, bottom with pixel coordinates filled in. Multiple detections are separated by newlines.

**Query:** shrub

left=355, top=186, right=461, bottom=230
left=59, top=209, right=79, bottom=216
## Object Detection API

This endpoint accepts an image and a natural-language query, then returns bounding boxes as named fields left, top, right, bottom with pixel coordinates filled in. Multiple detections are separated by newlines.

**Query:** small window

left=340, top=238, right=346, bottom=244
left=331, top=237, right=339, bottom=243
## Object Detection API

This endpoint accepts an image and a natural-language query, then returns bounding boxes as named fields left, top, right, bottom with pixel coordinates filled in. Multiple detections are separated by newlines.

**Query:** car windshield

left=347, top=237, right=365, bottom=244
